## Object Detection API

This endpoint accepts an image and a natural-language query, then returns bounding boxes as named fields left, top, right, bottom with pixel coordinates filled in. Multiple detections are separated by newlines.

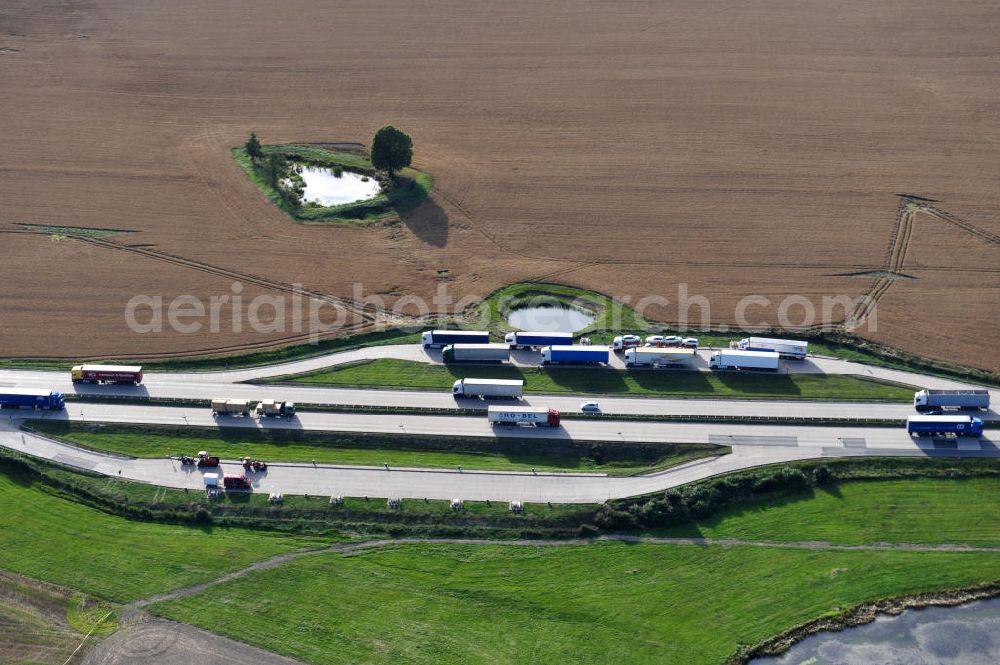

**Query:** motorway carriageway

left=0, top=402, right=995, bottom=503
left=1, top=345, right=997, bottom=422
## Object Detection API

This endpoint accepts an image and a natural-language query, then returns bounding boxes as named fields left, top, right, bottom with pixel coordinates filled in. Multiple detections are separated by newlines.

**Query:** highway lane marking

left=710, top=435, right=799, bottom=447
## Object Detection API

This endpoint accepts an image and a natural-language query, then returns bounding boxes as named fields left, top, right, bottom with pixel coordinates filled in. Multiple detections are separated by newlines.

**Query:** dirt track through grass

left=128, top=534, right=1000, bottom=612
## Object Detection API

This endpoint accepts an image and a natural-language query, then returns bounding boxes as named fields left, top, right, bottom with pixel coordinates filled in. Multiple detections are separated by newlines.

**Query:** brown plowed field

left=80, top=619, right=306, bottom=665
left=1, top=0, right=998, bottom=370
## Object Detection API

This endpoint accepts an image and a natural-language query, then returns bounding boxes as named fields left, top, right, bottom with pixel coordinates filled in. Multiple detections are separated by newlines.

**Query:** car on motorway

left=580, top=401, right=601, bottom=413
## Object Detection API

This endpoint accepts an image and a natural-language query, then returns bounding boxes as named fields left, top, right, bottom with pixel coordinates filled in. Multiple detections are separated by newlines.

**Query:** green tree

left=266, top=153, right=288, bottom=189
left=245, top=132, right=263, bottom=163
left=370, top=125, right=413, bottom=180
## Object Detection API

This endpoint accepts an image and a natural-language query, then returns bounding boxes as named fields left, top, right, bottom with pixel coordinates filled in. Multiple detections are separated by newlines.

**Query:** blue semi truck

left=505, top=331, right=574, bottom=349
left=421, top=330, right=490, bottom=348
left=906, top=415, right=983, bottom=437
left=540, top=345, right=610, bottom=365
left=0, top=389, right=66, bottom=410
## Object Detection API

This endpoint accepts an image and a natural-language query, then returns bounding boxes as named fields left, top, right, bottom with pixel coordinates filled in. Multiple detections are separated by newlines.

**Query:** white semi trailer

left=733, top=337, right=808, bottom=359
left=487, top=406, right=560, bottom=427
left=624, top=347, right=696, bottom=368
left=452, top=378, right=524, bottom=399
left=709, top=350, right=780, bottom=371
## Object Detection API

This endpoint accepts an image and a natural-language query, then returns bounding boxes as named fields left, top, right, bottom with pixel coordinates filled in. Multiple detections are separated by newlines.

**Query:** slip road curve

left=0, top=401, right=996, bottom=503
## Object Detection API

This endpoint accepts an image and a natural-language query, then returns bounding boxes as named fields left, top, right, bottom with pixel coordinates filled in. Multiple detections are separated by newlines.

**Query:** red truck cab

left=223, top=474, right=252, bottom=490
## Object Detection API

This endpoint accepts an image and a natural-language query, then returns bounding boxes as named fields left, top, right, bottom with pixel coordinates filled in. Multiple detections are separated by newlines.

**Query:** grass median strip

left=24, top=421, right=725, bottom=475
left=276, top=358, right=915, bottom=401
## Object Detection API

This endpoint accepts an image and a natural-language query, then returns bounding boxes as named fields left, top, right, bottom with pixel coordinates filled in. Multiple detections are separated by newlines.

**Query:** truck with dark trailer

left=540, top=345, right=610, bottom=365
left=0, top=389, right=65, bottom=410
left=906, top=415, right=984, bottom=437
left=422, top=330, right=490, bottom=348
left=505, top=331, right=574, bottom=349
left=913, top=389, right=990, bottom=413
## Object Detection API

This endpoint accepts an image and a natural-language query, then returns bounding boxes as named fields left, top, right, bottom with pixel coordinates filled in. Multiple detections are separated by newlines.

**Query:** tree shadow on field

left=654, top=487, right=821, bottom=538
left=713, top=371, right=802, bottom=398
left=629, top=369, right=715, bottom=395
left=544, top=367, right=629, bottom=394
left=400, top=197, right=449, bottom=248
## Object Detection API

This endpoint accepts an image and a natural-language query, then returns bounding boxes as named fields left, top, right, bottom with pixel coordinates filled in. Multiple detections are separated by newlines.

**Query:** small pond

left=751, top=597, right=1000, bottom=665
left=506, top=305, right=595, bottom=332
left=296, top=164, right=381, bottom=206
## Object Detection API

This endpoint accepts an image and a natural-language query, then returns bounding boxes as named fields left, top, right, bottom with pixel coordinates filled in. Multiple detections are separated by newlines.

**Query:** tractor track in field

left=1, top=227, right=378, bottom=322
left=915, top=201, right=1000, bottom=247
left=846, top=196, right=916, bottom=328
left=0, top=227, right=432, bottom=361
left=125, top=535, right=1000, bottom=615
left=846, top=195, right=999, bottom=331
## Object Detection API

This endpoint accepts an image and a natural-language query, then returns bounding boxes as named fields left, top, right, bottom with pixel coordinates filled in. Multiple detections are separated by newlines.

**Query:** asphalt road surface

left=0, top=346, right=995, bottom=501
left=1, top=346, right=997, bottom=421
left=1, top=402, right=994, bottom=503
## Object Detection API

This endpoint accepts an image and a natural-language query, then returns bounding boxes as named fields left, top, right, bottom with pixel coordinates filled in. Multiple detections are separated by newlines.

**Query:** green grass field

left=656, top=477, right=1000, bottom=547
left=26, top=422, right=721, bottom=475
left=0, top=471, right=319, bottom=602
left=154, top=541, right=1000, bottom=665
left=2, top=447, right=998, bottom=664
left=280, top=358, right=914, bottom=401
